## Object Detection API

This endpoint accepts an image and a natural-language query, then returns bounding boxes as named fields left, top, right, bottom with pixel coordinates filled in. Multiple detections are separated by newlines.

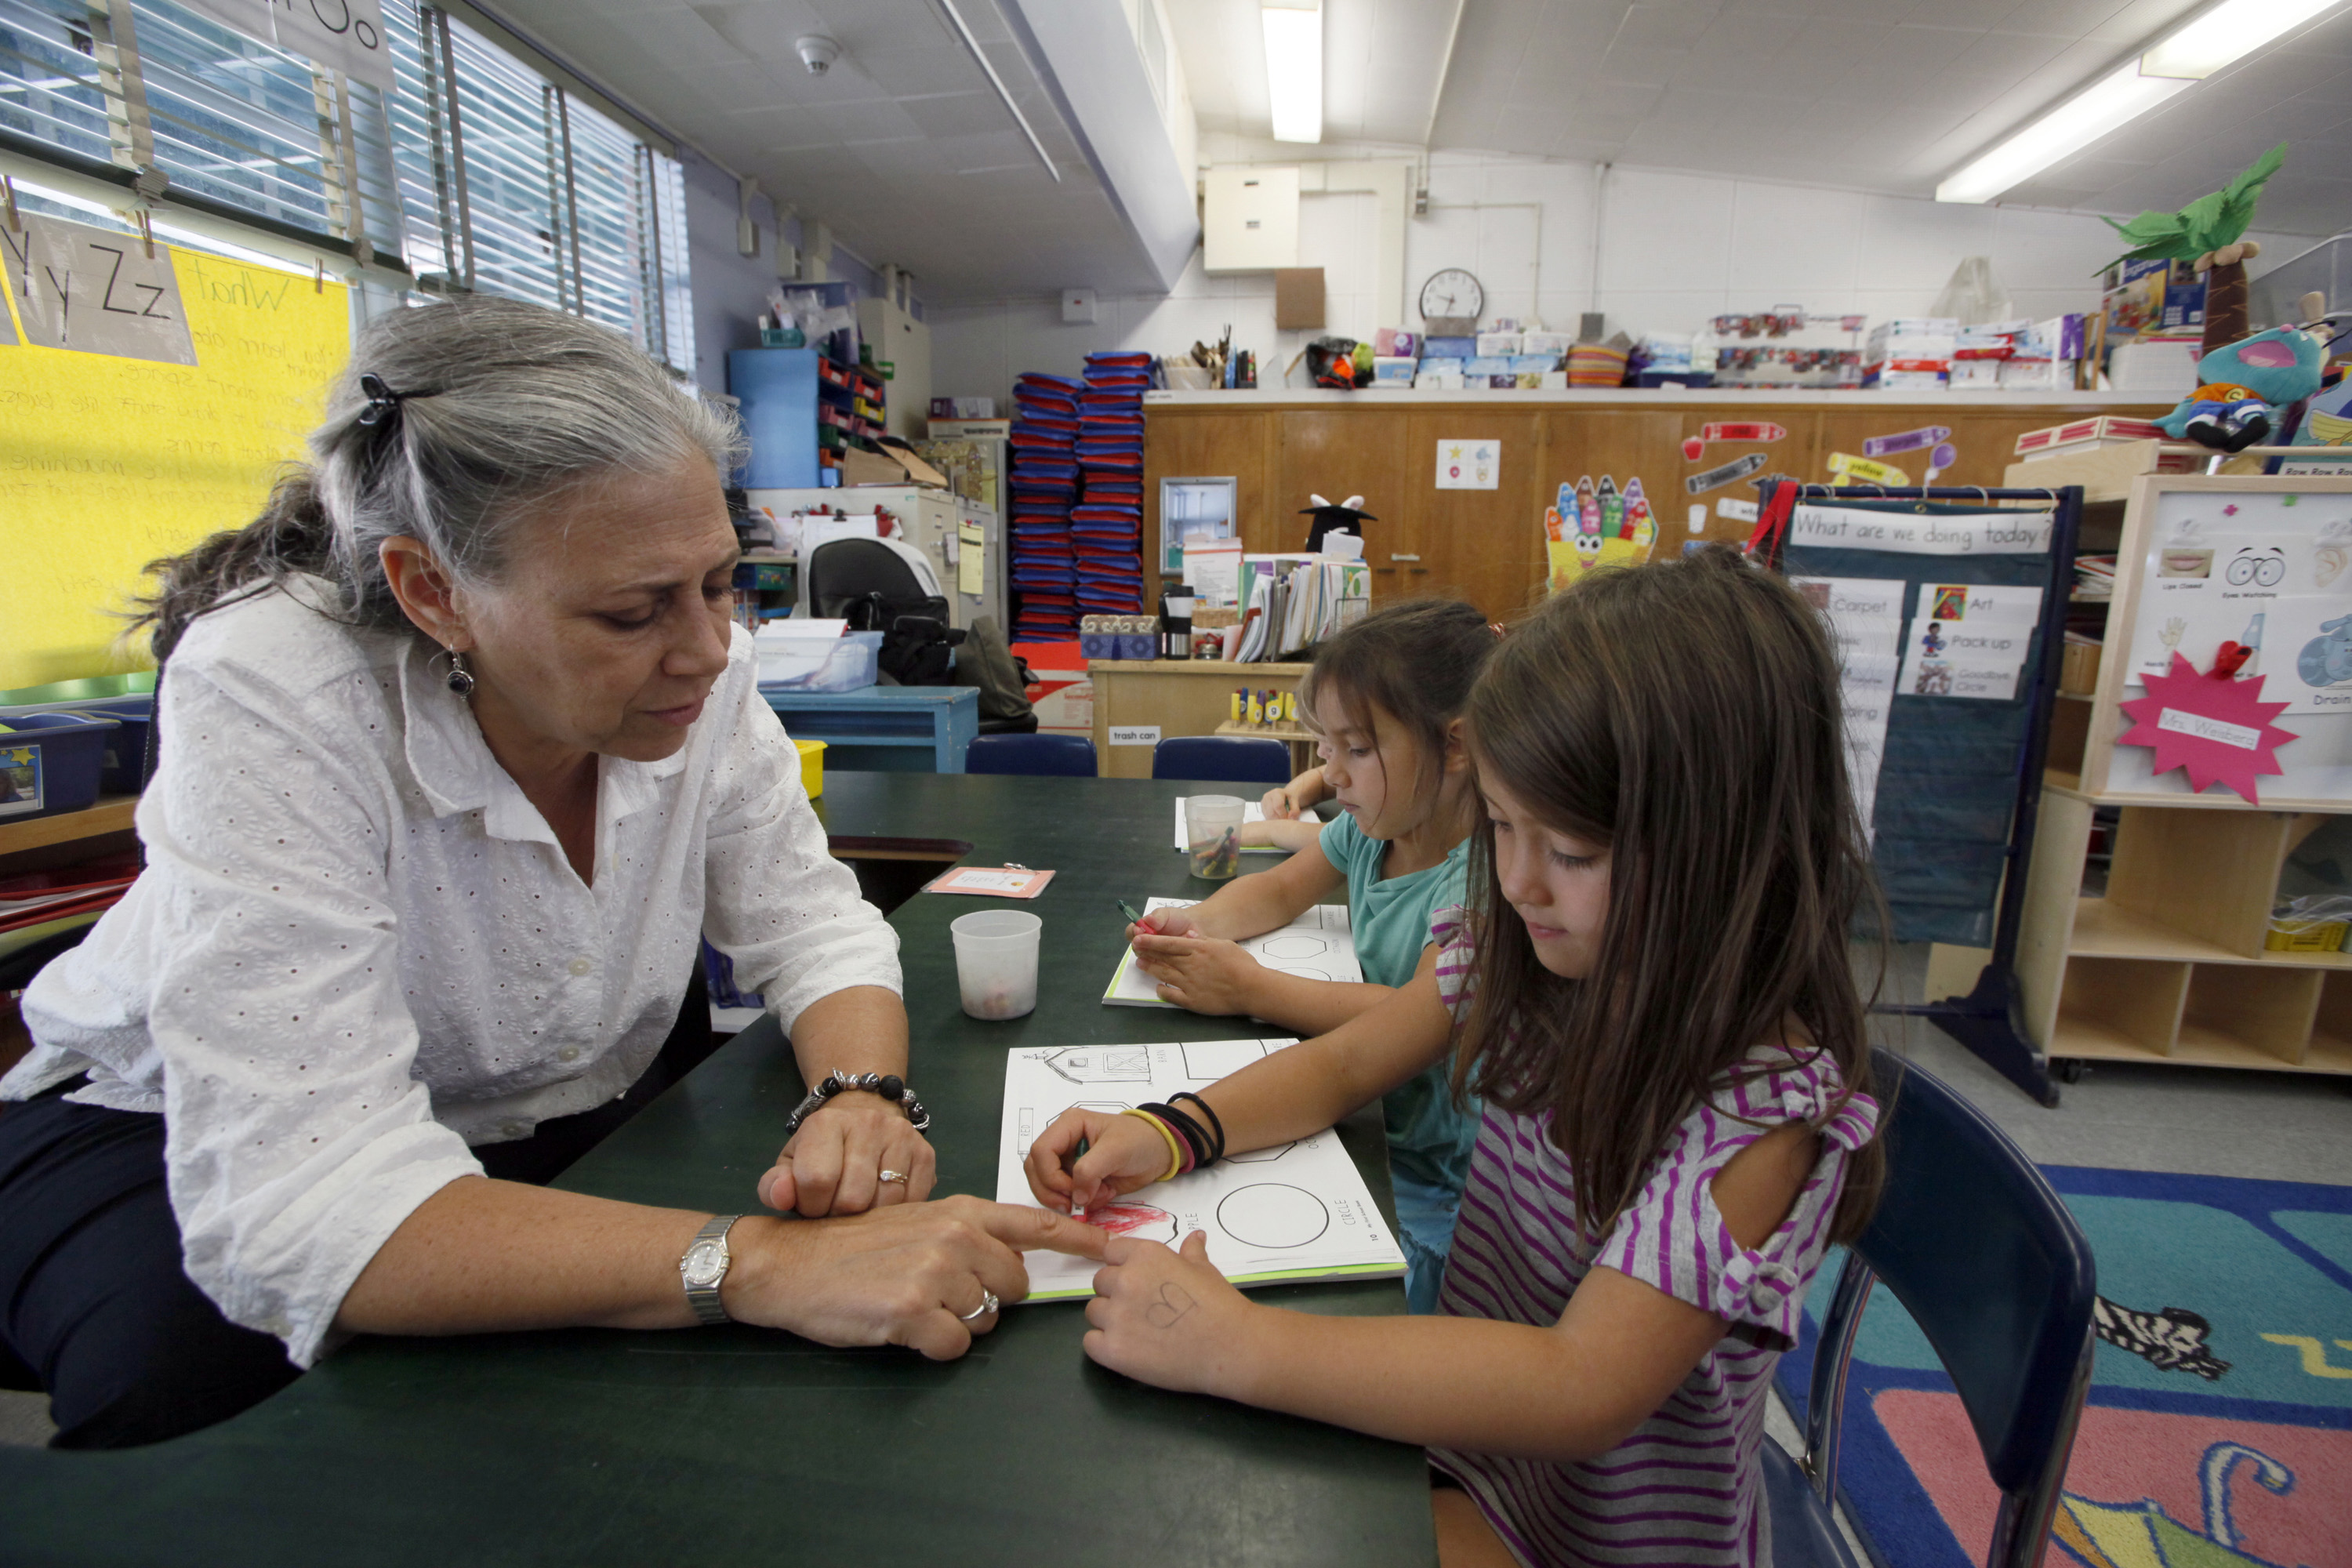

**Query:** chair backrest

left=807, top=538, right=930, bottom=619
left=966, top=733, right=1097, bottom=778
left=1811, top=1050, right=2096, bottom=1566
left=1150, top=735, right=1292, bottom=785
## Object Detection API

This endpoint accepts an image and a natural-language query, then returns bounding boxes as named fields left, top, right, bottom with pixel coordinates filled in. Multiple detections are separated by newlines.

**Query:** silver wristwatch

left=680, top=1214, right=742, bottom=1327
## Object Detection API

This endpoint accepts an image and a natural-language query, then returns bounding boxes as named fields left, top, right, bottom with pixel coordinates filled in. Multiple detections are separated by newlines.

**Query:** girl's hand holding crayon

left=1128, top=930, right=1259, bottom=1014
left=1083, top=1231, right=1258, bottom=1396
left=1126, top=906, right=1201, bottom=943
left=1025, top=1105, right=1177, bottom=1214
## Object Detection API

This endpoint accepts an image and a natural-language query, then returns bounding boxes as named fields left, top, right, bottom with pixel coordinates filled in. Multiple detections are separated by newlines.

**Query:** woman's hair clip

left=355, top=371, right=435, bottom=472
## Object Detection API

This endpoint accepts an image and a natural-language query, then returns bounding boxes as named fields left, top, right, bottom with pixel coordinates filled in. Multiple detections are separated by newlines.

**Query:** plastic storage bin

left=70, top=696, right=155, bottom=793
left=0, top=712, right=120, bottom=822
left=753, top=630, right=883, bottom=692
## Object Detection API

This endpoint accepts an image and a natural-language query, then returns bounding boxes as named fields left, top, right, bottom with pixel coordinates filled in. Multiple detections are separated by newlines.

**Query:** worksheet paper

left=1170, top=797, right=1285, bottom=855
left=1105, top=898, right=1359, bottom=1007
left=994, top=1038, right=1407, bottom=1301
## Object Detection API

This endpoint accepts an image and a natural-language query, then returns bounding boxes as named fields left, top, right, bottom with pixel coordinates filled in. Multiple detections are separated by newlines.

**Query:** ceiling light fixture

left=1936, top=0, right=2346, bottom=204
left=1262, top=0, right=1323, bottom=145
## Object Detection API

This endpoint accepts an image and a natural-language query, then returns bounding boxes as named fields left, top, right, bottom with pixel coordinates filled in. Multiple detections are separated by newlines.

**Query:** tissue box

left=1510, top=354, right=1559, bottom=375
left=1465, top=356, right=1511, bottom=377
left=1373, top=356, right=1417, bottom=383
left=1421, top=336, right=1478, bottom=358
left=1372, top=328, right=1419, bottom=358
left=1521, top=330, right=1575, bottom=355
left=1414, top=371, right=1465, bottom=389
left=1949, top=359, right=2004, bottom=389
left=1417, top=357, right=1465, bottom=376
left=1476, top=332, right=1523, bottom=357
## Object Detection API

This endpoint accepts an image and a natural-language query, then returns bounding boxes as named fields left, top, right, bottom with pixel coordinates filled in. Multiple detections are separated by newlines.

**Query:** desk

left=0, top=773, right=1433, bottom=1567
left=764, top=684, right=978, bottom=773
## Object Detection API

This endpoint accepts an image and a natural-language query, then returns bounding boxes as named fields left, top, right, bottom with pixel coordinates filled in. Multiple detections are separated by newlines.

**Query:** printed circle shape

left=1217, top=1183, right=1329, bottom=1249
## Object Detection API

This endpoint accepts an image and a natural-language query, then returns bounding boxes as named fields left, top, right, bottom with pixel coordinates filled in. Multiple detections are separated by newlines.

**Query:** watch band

left=680, top=1213, right=741, bottom=1327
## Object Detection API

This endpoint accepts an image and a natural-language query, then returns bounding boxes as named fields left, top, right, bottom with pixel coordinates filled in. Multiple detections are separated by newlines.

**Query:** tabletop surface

left=0, top=772, right=1435, bottom=1568
left=759, top=684, right=979, bottom=707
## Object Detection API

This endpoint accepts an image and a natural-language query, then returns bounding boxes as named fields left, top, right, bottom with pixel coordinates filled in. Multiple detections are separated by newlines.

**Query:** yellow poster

left=0, top=228, right=350, bottom=689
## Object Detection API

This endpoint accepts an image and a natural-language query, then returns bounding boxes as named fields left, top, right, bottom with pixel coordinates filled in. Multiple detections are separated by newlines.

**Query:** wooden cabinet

left=1142, top=394, right=2171, bottom=619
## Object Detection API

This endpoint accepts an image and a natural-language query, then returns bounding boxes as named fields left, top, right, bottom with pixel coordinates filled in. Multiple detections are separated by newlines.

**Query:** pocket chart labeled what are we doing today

left=994, top=1040, right=1406, bottom=1301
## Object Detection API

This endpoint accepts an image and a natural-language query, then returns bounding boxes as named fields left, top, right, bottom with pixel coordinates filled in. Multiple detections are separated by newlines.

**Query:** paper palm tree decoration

left=2100, top=143, right=2287, bottom=356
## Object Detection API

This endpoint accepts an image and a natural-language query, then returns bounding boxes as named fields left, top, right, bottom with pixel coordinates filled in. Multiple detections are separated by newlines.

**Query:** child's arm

left=1238, top=817, right=1324, bottom=852
left=1138, top=924, right=1435, bottom=1036
left=1081, top=1123, right=1823, bottom=1465
left=1261, top=768, right=1327, bottom=820
left=1134, top=831, right=1341, bottom=944
left=1025, top=963, right=1454, bottom=1213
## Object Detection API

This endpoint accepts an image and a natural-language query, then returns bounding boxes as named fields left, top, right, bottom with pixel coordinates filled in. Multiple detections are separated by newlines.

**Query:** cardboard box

left=927, top=418, right=1011, bottom=440
left=928, top=397, right=996, bottom=419
left=1275, top=268, right=1326, bottom=330
left=2013, top=416, right=2167, bottom=457
left=839, top=446, right=909, bottom=487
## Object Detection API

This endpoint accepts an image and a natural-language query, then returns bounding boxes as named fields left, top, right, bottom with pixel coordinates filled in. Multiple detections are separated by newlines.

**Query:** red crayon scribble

left=1085, top=1203, right=1173, bottom=1238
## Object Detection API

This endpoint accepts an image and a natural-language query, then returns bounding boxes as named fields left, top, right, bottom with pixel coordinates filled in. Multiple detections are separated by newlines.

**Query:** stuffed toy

left=2156, top=321, right=2331, bottom=451
left=2099, top=143, right=2285, bottom=357
left=1300, top=493, right=1373, bottom=554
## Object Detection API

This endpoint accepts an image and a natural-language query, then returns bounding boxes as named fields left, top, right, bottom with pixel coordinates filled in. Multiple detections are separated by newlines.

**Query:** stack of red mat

left=1, top=851, right=140, bottom=939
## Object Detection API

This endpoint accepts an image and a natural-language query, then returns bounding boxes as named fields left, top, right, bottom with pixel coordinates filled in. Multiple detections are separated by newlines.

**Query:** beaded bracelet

left=1120, top=1107, right=1186, bottom=1184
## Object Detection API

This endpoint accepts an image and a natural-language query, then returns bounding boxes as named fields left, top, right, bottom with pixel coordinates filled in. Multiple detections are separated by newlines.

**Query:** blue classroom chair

left=1763, top=1050, right=2096, bottom=1568
left=1150, top=735, right=1291, bottom=786
left=965, top=732, right=1098, bottom=778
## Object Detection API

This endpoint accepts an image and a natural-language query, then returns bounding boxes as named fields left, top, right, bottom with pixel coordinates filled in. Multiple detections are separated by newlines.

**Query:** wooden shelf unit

left=0, top=796, right=137, bottom=858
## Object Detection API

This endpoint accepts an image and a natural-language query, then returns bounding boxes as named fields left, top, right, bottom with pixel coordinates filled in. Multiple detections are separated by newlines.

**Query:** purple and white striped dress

left=1423, top=909, right=1880, bottom=1567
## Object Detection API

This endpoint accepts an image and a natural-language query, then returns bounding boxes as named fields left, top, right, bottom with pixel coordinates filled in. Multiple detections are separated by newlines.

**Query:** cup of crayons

left=1185, top=795, right=1247, bottom=880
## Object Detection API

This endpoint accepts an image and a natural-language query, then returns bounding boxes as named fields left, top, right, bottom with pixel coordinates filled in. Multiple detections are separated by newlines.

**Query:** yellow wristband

left=1120, top=1107, right=1185, bottom=1184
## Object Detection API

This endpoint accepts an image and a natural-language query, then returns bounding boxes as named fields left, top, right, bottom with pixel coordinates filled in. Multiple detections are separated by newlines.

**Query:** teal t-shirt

left=1318, top=812, right=1481, bottom=1192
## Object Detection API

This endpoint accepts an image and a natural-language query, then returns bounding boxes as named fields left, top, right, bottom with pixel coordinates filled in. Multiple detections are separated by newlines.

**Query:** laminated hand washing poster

left=1105, top=898, right=1359, bottom=1007
left=994, top=1038, right=1406, bottom=1301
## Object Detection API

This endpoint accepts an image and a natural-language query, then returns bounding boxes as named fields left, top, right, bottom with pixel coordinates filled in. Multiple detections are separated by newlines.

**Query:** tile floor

left=6, top=948, right=2349, bottom=1463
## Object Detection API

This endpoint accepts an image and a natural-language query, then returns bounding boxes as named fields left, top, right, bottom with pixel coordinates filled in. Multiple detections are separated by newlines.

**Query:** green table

left=0, top=774, right=1436, bottom=1567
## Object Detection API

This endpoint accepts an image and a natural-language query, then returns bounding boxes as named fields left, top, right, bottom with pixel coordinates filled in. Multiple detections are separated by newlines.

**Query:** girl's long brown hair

left=1454, top=546, right=1886, bottom=1244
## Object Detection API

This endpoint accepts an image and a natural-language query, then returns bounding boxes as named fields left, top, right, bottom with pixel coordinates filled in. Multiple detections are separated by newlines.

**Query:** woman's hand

left=1131, top=931, right=1259, bottom=1015
left=1025, top=1105, right=1177, bottom=1214
left=757, top=1091, right=935, bottom=1217
left=1083, top=1231, right=1264, bottom=1396
left=724, top=1196, right=1106, bottom=1360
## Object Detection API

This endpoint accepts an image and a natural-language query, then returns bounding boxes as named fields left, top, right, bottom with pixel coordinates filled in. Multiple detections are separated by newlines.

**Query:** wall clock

left=1418, top=267, right=1484, bottom=334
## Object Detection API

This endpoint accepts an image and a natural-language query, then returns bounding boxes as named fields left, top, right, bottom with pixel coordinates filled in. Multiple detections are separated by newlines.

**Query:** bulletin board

left=0, top=222, right=350, bottom=690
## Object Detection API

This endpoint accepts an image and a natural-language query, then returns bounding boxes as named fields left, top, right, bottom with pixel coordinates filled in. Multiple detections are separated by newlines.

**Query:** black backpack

left=845, top=590, right=965, bottom=685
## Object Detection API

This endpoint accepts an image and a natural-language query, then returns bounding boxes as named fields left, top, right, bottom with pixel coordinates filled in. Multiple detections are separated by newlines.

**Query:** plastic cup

left=1185, top=794, right=1247, bottom=880
left=951, top=909, right=1042, bottom=1020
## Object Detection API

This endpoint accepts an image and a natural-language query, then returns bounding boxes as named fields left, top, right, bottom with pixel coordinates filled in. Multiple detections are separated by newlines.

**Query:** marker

left=1116, top=898, right=1146, bottom=927
left=1073, top=1135, right=1090, bottom=1222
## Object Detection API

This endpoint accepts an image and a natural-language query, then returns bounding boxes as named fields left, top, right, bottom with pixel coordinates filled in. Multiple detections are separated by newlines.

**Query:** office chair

left=1763, top=1050, right=2096, bottom=1568
left=1150, top=736, right=1292, bottom=786
left=805, top=537, right=938, bottom=619
left=965, top=734, right=1098, bottom=778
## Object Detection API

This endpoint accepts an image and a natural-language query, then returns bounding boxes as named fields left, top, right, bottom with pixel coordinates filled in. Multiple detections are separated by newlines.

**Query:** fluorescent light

left=2143, top=0, right=2344, bottom=76
left=1938, top=0, right=2349, bottom=203
left=1936, top=64, right=2190, bottom=202
left=1262, top=1, right=1322, bottom=145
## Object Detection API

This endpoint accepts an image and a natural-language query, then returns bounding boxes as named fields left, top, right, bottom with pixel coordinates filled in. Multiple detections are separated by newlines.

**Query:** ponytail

left=133, top=470, right=335, bottom=665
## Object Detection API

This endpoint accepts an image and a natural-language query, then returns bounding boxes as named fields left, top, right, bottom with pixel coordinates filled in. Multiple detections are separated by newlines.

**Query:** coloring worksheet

left=994, top=1038, right=1407, bottom=1301
left=1105, top=898, right=1359, bottom=1007
left=1170, top=797, right=1283, bottom=854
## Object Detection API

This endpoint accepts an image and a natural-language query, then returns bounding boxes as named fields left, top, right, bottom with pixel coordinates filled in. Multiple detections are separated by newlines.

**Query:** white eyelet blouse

left=2, top=577, right=901, bottom=1366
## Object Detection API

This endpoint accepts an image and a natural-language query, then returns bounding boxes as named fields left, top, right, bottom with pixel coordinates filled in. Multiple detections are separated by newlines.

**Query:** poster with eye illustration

left=2121, top=487, right=2352, bottom=713
left=995, top=1038, right=1406, bottom=1301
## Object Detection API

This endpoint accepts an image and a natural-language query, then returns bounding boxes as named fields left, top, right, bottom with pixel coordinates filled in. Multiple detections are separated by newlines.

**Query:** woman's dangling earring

left=445, top=648, right=476, bottom=699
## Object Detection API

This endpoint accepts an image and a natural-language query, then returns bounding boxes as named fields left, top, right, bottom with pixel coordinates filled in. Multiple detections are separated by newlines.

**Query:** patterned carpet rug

left=1775, top=1165, right=2352, bottom=1568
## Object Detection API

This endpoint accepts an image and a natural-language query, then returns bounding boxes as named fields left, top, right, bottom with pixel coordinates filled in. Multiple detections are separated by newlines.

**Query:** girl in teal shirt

left=1128, top=599, right=1495, bottom=1309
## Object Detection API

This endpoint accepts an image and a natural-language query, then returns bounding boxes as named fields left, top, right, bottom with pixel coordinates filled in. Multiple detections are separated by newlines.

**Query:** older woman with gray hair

left=0, top=298, right=1098, bottom=1448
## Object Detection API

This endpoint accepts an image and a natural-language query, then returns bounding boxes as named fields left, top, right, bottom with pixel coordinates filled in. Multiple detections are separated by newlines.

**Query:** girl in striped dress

left=1029, top=548, right=1886, bottom=1566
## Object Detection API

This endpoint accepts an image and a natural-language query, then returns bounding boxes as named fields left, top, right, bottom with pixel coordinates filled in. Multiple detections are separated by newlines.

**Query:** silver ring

left=959, top=1290, right=1000, bottom=1322
left=878, top=1169, right=908, bottom=1185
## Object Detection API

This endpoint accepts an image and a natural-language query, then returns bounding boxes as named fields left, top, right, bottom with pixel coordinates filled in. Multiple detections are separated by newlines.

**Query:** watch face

left=683, top=1240, right=728, bottom=1288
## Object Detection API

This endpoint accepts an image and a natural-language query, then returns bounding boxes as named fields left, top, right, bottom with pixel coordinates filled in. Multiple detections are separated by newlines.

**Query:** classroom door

left=1276, top=409, right=1415, bottom=597
left=1406, top=411, right=1548, bottom=619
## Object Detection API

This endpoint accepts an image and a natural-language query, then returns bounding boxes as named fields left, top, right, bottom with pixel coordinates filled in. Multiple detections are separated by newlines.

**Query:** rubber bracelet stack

left=1120, top=1107, right=1187, bottom=1183
left=1138, top=1097, right=1224, bottom=1174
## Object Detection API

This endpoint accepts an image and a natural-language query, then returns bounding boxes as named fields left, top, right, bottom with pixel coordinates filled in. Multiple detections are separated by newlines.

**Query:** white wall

left=931, top=142, right=2301, bottom=408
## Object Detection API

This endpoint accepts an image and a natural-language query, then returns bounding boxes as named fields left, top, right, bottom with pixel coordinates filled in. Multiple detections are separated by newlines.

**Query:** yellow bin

left=795, top=737, right=827, bottom=798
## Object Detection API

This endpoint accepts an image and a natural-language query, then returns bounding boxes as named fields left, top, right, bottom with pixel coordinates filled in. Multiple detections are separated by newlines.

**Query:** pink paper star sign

left=2117, top=654, right=2298, bottom=803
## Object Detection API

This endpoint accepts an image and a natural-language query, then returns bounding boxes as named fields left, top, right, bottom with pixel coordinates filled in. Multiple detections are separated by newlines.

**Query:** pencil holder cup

left=951, top=909, right=1042, bottom=1020
left=1185, top=795, right=1246, bottom=880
